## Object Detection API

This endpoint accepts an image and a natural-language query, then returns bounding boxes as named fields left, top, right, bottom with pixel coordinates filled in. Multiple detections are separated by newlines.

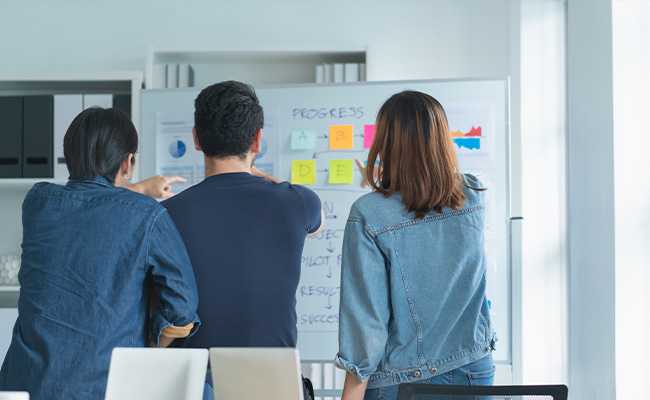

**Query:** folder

left=113, top=94, right=132, bottom=119
left=152, top=64, right=167, bottom=89
left=344, top=63, right=359, bottom=82
left=84, top=94, right=113, bottom=110
left=166, top=63, right=179, bottom=88
left=53, top=95, right=83, bottom=180
left=178, top=64, right=193, bottom=88
left=333, top=63, right=344, bottom=83
left=324, top=64, right=333, bottom=83
left=315, top=65, right=324, bottom=83
left=0, top=96, right=23, bottom=178
left=23, top=96, right=54, bottom=178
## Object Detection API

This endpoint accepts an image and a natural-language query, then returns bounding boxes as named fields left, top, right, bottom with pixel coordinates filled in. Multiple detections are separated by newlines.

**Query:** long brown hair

left=367, top=90, right=480, bottom=218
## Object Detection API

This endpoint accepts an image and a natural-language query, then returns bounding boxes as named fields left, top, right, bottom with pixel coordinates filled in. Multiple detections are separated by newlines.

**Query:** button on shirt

left=0, top=177, right=200, bottom=399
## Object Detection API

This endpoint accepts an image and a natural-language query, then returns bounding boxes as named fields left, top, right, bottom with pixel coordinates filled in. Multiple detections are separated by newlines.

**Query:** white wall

left=567, top=1, right=616, bottom=399
left=613, top=2, right=650, bottom=399
left=518, top=0, right=568, bottom=385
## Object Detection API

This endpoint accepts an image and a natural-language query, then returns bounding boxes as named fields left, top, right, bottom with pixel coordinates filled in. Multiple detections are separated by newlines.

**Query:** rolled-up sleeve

left=147, top=209, right=200, bottom=345
left=335, top=215, right=390, bottom=383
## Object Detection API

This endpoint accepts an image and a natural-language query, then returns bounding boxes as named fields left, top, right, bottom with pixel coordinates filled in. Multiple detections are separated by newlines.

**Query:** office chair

left=397, top=383, right=568, bottom=400
left=104, top=347, right=209, bottom=400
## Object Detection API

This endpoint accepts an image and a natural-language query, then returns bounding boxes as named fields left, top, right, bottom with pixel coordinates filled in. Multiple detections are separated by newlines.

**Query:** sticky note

left=329, top=159, right=354, bottom=184
left=292, top=160, right=316, bottom=184
left=329, top=125, right=354, bottom=149
left=364, top=124, right=375, bottom=148
left=291, top=127, right=316, bottom=150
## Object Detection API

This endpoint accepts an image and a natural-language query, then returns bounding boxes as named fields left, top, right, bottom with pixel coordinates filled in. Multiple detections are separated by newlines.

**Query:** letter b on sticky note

left=329, top=159, right=353, bottom=184
left=292, top=160, right=316, bottom=184
left=329, top=125, right=354, bottom=149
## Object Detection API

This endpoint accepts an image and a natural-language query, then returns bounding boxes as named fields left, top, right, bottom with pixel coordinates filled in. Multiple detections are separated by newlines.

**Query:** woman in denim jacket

left=335, top=91, right=496, bottom=400
left=0, top=108, right=200, bottom=399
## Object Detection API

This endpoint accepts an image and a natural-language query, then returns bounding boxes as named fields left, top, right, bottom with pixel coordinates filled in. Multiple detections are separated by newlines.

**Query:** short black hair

left=194, top=81, right=264, bottom=159
left=63, top=107, right=138, bottom=183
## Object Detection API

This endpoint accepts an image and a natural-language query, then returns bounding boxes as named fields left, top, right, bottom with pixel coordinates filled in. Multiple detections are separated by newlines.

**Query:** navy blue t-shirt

left=162, top=172, right=321, bottom=349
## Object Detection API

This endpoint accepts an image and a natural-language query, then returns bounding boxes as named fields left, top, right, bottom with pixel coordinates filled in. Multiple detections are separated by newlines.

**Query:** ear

left=192, top=127, right=202, bottom=151
left=120, top=153, right=134, bottom=176
left=251, top=129, right=263, bottom=154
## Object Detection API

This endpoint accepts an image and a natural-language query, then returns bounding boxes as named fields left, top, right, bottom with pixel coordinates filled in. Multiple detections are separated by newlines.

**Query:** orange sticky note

left=329, top=125, right=354, bottom=150
left=291, top=160, right=316, bottom=184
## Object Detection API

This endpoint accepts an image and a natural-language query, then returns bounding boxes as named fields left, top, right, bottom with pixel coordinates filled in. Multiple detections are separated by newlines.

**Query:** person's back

left=0, top=108, right=200, bottom=400
left=163, top=172, right=321, bottom=348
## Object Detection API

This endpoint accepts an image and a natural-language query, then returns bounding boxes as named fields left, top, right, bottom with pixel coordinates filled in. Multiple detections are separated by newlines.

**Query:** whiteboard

left=139, top=78, right=511, bottom=363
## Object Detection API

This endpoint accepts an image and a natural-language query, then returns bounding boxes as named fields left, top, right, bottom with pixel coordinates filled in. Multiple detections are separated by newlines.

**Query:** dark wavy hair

left=367, top=90, right=481, bottom=218
left=63, top=108, right=137, bottom=183
left=194, top=81, right=264, bottom=159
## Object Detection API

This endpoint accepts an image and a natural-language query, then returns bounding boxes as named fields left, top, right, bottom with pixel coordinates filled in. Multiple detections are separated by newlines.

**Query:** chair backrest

left=209, top=347, right=304, bottom=400
left=104, top=347, right=209, bottom=400
left=397, top=383, right=568, bottom=400
left=0, top=392, right=29, bottom=400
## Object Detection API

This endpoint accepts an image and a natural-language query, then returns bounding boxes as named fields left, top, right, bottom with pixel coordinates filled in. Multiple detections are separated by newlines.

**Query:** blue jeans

left=363, top=354, right=495, bottom=400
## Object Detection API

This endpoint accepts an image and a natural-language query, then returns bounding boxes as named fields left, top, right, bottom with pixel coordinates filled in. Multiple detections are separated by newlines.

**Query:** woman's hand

left=355, top=158, right=379, bottom=189
left=126, top=175, right=187, bottom=199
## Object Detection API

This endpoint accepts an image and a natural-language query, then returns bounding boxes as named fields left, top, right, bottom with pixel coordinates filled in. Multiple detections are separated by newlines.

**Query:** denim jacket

left=335, top=174, right=496, bottom=389
left=0, top=176, right=200, bottom=399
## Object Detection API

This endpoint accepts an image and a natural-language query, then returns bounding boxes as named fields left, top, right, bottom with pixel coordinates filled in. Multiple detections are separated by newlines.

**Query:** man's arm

left=307, top=209, right=325, bottom=237
left=126, top=175, right=187, bottom=199
left=251, top=166, right=281, bottom=183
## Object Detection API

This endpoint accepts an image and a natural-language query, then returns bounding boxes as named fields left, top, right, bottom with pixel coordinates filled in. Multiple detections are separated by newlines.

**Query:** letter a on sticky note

left=329, top=159, right=354, bottom=184
left=329, top=125, right=354, bottom=149
left=291, top=127, right=316, bottom=150
left=364, top=124, right=375, bottom=149
left=292, top=160, right=316, bottom=184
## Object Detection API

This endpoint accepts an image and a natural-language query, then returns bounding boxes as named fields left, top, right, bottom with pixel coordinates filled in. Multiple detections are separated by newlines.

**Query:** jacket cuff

left=334, top=354, right=373, bottom=383
left=149, top=311, right=200, bottom=345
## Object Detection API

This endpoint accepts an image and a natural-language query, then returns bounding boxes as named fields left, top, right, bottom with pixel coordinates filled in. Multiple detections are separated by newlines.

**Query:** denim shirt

left=335, top=174, right=496, bottom=389
left=0, top=176, right=200, bottom=399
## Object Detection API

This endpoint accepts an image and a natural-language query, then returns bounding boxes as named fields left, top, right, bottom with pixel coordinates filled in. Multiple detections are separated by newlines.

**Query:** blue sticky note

left=291, top=127, right=316, bottom=150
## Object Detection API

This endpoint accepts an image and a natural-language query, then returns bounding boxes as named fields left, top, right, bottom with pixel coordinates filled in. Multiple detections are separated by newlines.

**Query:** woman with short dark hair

left=336, top=91, right=496, bottom=400
left=0, top=108, right=200, bottom=399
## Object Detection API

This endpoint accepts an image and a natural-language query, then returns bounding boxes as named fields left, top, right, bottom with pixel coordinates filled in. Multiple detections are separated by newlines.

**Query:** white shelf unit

left=0, top=72, right=143, bottom=300
left=145, top=46, right=367, bottom=88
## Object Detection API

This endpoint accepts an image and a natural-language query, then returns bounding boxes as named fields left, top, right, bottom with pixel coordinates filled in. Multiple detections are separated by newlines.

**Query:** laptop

left=209, top=347, right=304, bottom=400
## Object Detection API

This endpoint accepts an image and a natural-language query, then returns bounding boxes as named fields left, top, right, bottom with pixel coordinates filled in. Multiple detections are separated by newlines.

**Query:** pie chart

left=169, top=140, right=187, bottom=158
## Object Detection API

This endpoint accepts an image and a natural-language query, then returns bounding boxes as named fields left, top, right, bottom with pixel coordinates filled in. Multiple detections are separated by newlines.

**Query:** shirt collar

left=67, top=175, right=115, bottom=188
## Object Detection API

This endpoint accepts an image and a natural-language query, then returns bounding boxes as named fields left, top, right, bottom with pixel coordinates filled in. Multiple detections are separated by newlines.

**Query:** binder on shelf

left=333, top=63, right=344, bottom=83
left=324, top=64, right=333, bottom=83
left=315, top=65, right=324, bottom=83
left=344, top=63, right=359, bottom=82
left=0, top=96, right=23, bottom=178
left=113, top=94, right=132, bottom=119
left=23, top=96, right=54, bottom=178
left=53, top=94, right=83, bottom=180
left=359, top=63, right=366, bottom=81
left=178, top=64, right=194, bottom=88
left=166, top=63, right=179, bottom=88
left=84, top=94, right=113, bottom=110
left=152, top=64, right=167, bottom=89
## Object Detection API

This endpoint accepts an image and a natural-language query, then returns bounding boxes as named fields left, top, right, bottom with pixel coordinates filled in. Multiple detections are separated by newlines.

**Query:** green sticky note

left=292, top=160, right=316, bottom=184
left=291, top=127, right=316, bottom=150
left=329, top=159, right=354, bottom=184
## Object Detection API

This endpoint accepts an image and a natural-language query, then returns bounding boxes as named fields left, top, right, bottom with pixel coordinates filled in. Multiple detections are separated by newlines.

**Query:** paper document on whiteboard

left=155, top=112, right=203, bottom=194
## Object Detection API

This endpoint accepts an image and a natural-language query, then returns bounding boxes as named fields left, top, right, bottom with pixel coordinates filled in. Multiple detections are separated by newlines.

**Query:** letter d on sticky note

left=292, top=160, right=316, bottom=184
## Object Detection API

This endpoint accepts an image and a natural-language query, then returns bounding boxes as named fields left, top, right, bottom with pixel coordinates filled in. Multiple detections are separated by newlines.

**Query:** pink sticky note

left=364, top=124, right=375, bottom=149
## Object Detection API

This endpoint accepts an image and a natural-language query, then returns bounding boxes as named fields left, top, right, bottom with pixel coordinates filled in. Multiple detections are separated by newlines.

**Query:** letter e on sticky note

left=292, top=160, right=316, bottom=184
left=329, top=159, right=354, bottom=184
left=329, top=125, right=354, bottom=149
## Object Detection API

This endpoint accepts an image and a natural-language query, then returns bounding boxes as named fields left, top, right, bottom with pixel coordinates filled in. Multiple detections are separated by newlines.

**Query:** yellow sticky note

left=329, top=159, right=354, bottom=184
left=329, top=125, right=354, bottom=149
left=292, top=160, right=316, bottom=184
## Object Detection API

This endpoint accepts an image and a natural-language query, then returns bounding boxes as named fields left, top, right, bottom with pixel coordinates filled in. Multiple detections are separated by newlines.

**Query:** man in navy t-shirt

left=162, top=81, right=323, bottom=397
